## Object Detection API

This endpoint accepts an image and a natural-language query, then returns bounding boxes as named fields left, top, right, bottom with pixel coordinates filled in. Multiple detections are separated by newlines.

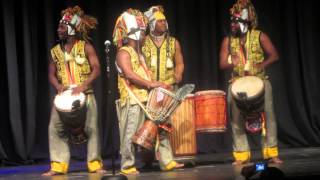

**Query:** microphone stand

left=102, top=41, right=127, bottom=180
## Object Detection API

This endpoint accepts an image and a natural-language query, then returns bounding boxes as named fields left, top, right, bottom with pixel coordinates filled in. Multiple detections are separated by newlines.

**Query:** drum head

left=154, top=87, right=175, bottom=96
left=184, top=94, right=194, bottom=99
left=54, top=89, right=86, bottom=112
left=195, top=90, right=226, bottom=96
left=231, top=76, right=264, bottom=100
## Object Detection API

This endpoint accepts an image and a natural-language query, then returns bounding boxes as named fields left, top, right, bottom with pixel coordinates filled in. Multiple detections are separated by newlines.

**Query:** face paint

left=230, top=9, right=249, bottom=36
left=239, top=22, right=248, bottom=34
left=67, top=25, right=76, bottom=35
left=231, top=16, right=249, bottom=36
left=239, top=9, right=249, bottom=33
left=230, top=17, right=242, bottom=37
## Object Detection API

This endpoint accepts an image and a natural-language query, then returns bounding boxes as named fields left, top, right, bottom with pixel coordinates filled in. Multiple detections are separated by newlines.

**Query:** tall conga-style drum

left=194, top=90, right=227, bottom=133
left=169, top=94, right=197, bottom=157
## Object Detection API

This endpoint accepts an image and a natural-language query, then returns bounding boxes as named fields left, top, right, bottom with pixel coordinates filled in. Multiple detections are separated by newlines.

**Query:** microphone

left=104, top=40, right=111, bottom=53
left=104, top=40, right=111, bottom=75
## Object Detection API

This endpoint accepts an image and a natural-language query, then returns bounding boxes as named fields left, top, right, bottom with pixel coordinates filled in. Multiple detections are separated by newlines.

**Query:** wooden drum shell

left=194, top=90, right=227, bottom=133
left=169, top=95, right=197, bottom=156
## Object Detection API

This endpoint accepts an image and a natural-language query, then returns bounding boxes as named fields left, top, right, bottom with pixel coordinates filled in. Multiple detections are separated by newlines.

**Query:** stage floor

left=1, top=147, right=320, bottom=180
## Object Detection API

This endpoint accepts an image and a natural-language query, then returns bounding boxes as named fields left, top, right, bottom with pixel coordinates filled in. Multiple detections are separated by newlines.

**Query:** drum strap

left=155, top=134, right=160, bottom=160
left=65, top=62, right=75, bottom=85
left=121, top=78, right=153, bottom=120
left=261, top=112, right=266, bottom=136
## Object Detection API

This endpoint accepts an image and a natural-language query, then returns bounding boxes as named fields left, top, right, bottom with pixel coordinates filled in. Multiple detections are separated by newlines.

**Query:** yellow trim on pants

left=51, top=161, right=68, bottom=174
left=120, top=167, right=138, bottom=175
left=88, top=160, right=103, bottom=172
left=233, top=147, right=278, bottom=161
left=233, top=151, right=251, bottom=161
left=263, top=146, right=278, bottom=159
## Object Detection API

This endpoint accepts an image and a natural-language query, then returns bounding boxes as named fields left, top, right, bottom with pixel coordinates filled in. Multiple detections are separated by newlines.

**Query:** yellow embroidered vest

left=142, top=35, right=176, bottom=85
left=51, top=40, right=92, bottom=90
left=230, top=29, right=265, bottom=79
left=118, top=46, right=149, bottom=106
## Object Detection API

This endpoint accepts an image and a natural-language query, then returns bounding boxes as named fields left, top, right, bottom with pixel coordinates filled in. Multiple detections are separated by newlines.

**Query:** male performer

left=42, top=6, right=105, bottom=176
left=143, top=5, right=184, bottom=88
left=113, top=9, right=183, bottom=175
left=140, top=5, right=185, bottom=169
left=219, top=0, right=283, bottom=165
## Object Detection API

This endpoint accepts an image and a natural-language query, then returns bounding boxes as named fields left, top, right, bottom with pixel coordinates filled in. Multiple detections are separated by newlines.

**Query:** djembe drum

left=194, top=90, right=227, bottom=133
left=132, top=84, right=195, bottom=150
left=132, top=87, right=179, bottom=150
left=54, top=89, right=87, bottom=144
left=231, top=76, right=265, bottom=134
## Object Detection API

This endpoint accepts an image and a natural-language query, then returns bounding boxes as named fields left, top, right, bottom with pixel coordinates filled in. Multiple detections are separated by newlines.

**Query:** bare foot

left=93, top=169, right=107, bottom=174
left=232, top=160, right=249, bottom=166
left=174, top=162, right=184, bottom=169
left=268, top=157, right=283, bottom=164
left=41, top=170, right=63, bottom=176
left=163, top=161, right=184, bottom=171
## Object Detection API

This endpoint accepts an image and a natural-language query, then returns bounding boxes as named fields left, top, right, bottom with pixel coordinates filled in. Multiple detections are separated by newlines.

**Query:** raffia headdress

left=60, top=6, right=98, bottom=41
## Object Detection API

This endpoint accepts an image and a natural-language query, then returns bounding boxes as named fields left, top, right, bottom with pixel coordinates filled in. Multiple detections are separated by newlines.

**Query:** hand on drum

left=56, top=84, right=66, bottom=93
left=71, top=85, right=87, bottom=95
left=150, top=81, right=172, bottom=91
left=232, top=54, right=241, bottom=66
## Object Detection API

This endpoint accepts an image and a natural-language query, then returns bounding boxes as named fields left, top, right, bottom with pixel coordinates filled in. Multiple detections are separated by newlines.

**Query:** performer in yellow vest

left=42, top=6, right=105, bottom=176
left=138, top=5, right=185, bottom=170
left=113, top=8, right=183, bottom=175
left=219, top=0, right=283, bottom=165
left=142, top=5, right=184, bottom=87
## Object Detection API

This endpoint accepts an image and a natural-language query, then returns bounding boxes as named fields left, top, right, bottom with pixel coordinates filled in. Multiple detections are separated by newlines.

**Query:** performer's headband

left=153, top=11, right=166, bottom=21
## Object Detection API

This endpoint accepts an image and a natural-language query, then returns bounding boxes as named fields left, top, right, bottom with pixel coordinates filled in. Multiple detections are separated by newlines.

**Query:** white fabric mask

left=122, top=12, right=142, bottom=41
left=60, top=14, right=81, bottom=36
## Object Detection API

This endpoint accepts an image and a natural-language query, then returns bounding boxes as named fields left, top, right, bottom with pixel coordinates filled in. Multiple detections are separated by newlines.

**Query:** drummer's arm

left=219, top=37, right=234, bottom=70
left=81, top=42, right=101, bottom=89
left=257, top=32, right=279, bottom=69
left=48, top=57, right=64, bottom=92
left=116, top=50, right=166, bottom=89
left=174, top=40, right=184, bottom=83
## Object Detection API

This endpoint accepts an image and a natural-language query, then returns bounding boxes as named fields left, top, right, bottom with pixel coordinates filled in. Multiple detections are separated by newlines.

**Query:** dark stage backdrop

left=1, top=0, right=320, bottom=164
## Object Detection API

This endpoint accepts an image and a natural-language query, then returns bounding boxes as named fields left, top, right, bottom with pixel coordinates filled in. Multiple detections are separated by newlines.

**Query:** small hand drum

left=132, top=87, right=179, bottom=150
left=132, top=84, right=195, bottom=150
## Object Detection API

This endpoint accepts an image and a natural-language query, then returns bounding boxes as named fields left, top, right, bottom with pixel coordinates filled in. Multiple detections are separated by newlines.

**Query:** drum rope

left=121, top=78, right=154, bottom=120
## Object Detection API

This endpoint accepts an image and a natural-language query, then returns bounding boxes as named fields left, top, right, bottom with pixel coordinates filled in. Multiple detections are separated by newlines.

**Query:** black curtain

left=1, top=0, right=319, bottom=164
